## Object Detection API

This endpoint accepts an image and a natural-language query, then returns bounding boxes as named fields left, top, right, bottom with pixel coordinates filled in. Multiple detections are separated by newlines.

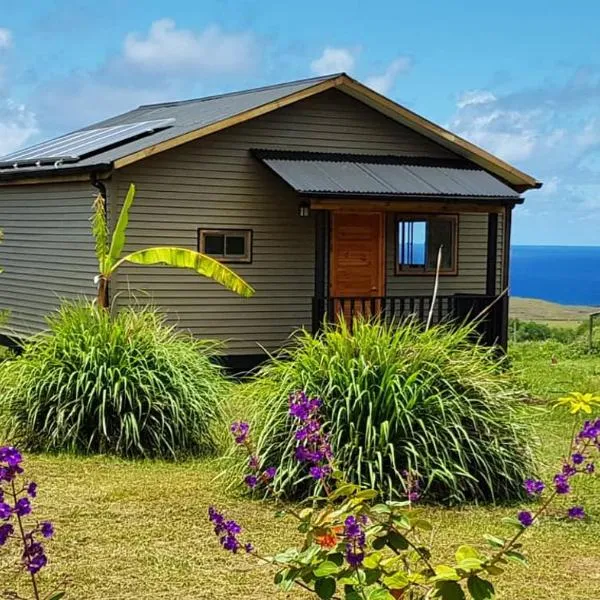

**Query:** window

left=395, top=215, right=457, bottom=275
left=198, top=229, right=252, bottom=263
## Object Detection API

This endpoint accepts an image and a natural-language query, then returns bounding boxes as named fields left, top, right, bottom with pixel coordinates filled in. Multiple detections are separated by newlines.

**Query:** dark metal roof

left=0, top=74, right=340, bottom=180
left=254, top=150, right=521, bottom=200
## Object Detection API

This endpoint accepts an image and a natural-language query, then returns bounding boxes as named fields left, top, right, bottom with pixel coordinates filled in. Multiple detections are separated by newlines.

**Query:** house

left=0, top=73, right=541, bottom=369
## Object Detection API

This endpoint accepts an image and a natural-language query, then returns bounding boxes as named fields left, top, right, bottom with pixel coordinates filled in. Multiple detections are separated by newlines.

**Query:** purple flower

left=263, top=467, right=277, bottom=480
left=27, top=553, right=47, bottom=574
left=554, top=474, right=571, bottom=495
left=230, top=422, right=250, bottom=445
left=0, top=523, right=13, bottom=546
left=579, top=419, right=600, bottom=440
left=585, top=463, right=595, bottom=474
left=244, top=475, right=258, bottom=489
left=0, top=447, right=22, bottom=467
left=309, top=465, right=330, bottom=480
left=408, top=491, right=421, bottom=502
left=208, top=506, right=251, bottom=555
left=572, top=453, right=585, bottom=465
left=40, top=522, right=54, bottom=539
left=15, top=498, right=31, bottom=517
left=248, top=455, right=260, bottom=470
left=27, top=482, right=37, bottom=498
left=523, top=479, right=545, bottom=496
left=288, top=392, right=322, bottom=422
left=567, top=506, right=585, bottom=520
left=0, top=502, right=11, bottom=521
left=343, top=515, right=366, bottom=567
left=517, top=510, right=534, bottom=527
left=562, top=463, right=577, bottom=477
left=244, top=542, right=254, bottom=553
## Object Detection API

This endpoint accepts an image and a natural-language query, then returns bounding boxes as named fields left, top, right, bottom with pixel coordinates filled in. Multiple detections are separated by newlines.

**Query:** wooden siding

left=0, top=182, right=97, bottom=335
left=385, top=212, right=504, bottom=297
left=112, top=89, right=458, bottom=354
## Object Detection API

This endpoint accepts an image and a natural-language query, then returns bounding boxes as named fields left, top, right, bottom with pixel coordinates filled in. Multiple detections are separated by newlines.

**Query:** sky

left=1, top=0, right=600, bottom=245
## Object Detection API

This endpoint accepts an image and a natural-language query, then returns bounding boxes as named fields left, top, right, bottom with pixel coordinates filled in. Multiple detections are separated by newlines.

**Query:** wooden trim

left=486, top=213, right=499, bottom=296
left=0, top=174, right=94, bottom=186
left=113, top=77, right=344, bottom=170
left=197, top=228, right=253, bottom=263
left=502, top=206, right=513, bottom=291
left=310, top=199, right=504, bottom=214
left=394, top=214, right=459, bottom=276
left=339, top=76, right=541, bottom=190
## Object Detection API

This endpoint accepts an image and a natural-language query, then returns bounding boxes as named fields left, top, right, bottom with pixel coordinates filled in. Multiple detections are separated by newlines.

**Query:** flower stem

left=10, top=480, right=40, bottom=600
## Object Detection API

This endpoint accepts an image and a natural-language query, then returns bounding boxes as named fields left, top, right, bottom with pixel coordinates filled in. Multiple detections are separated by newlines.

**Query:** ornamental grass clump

left=209, top=390, right=599, bottom=599
left=0, top=301, right=228, bottom=458
left=228, top=318, right=534, bottom=503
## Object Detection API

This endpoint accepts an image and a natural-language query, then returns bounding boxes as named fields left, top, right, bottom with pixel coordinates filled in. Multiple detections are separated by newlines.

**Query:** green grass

left=2, top=343, right=600, bottom=599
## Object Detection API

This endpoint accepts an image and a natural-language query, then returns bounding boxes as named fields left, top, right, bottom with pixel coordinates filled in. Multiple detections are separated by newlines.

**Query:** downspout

left=91, top=175, right=109, bottom=309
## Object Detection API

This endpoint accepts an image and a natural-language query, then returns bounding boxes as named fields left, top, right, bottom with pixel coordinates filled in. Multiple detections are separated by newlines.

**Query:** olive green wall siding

left=0, top=182, right=97, bottom=335
left=112, top=89, right=499, bottom=354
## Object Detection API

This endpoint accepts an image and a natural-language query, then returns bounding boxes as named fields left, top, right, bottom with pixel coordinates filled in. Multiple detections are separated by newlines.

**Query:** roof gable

left=0, top=73, right=541, bottom=190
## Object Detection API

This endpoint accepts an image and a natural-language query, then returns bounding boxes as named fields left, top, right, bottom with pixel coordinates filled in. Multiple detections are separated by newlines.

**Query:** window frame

left=197, top=228, right=253, bottom=264
left=394, top=214, right=459, bottom=276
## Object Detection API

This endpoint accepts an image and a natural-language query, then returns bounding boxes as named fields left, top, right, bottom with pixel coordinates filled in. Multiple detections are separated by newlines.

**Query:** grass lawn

left=510, top=297, right=596, bottom=326
left=3, top=346, right=600, bottom=599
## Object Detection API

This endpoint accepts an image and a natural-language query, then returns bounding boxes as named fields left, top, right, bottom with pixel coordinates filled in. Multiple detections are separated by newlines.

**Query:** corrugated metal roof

left=255, top=151, right=520, bottom=199
left=0, top=74, right=339, bottom=179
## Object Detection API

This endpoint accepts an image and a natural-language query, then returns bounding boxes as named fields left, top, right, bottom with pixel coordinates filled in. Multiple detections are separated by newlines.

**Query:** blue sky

left=1, top=0, right=599, bottom=245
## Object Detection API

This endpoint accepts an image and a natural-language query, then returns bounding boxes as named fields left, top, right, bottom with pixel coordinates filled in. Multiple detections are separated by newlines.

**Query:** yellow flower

left=554, top=392, right=600, bottom=415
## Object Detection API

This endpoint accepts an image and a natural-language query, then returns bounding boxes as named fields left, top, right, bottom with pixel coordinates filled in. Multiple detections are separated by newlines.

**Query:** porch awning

left=253, top=150, right=521, bottom=200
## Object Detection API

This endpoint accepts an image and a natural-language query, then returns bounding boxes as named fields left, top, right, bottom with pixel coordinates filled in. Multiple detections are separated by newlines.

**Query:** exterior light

left=299, top=201, right=310, bottom=217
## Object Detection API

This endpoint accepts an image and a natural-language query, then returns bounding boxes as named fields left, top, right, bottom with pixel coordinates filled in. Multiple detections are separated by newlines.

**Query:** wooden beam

left=338, top=75, right=541, bottom=190
left=310, top=199, right=505, bottom=214
left=113, top=77, right=344, bottom=170
left=0, top=174, right=94, bottom=186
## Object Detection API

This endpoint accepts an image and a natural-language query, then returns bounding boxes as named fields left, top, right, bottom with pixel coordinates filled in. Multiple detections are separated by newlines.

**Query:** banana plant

left=92, top=183, right=254, bottom=308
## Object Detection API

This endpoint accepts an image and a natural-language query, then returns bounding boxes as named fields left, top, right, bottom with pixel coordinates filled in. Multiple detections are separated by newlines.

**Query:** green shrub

left=0, top=302, right=228, bottom=458
left=227, top=318, right=535, bottom=504
left=509, top=318, right=579, bottom=344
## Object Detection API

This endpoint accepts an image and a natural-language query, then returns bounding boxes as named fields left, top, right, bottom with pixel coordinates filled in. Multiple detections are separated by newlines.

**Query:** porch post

left=486, top=212, right=498, bottom=296
left=498, top=206, right=513, bottom=350
left=312, top=210, right=328, bottom=334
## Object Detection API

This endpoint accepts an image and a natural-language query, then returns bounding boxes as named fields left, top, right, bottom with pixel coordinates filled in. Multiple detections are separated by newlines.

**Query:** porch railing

left=312, top=294, right=507, bottom=348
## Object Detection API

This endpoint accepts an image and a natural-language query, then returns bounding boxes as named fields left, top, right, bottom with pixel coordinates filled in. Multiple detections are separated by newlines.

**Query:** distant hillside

left=510, top=297, right=597, bottom=325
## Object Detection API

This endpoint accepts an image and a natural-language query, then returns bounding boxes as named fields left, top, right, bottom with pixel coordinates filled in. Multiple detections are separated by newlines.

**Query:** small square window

left=198, top=229, right=252, bottom=263
left=396, top=215, right=458, bottom=275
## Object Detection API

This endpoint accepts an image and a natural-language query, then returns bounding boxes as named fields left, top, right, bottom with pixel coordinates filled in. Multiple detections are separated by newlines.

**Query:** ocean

left=510, top=246, right=600, bottom=307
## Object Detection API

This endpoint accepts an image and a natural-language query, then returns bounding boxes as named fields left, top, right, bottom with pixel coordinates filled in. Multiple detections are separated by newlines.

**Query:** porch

left=311, top=294, right=508, bottom=348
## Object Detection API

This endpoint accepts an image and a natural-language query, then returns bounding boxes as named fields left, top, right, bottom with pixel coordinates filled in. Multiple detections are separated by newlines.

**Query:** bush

left=509, top=319, right=580, bottom=344
left=0, top=302, right=228, bottom=458
left=227, top=318, right=536, bottom=504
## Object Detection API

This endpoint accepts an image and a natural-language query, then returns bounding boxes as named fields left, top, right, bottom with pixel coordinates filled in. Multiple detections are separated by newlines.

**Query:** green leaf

left=272, top=548, right=299, bottom=564
left=435, top=581, right=467, bottom=599
left=356, top=489, right=379, bottom=500
left=457, top=558, right=484, bottom=572
left=483, top=534, right=505, bottom=549
left=467, top=575, right=495, bottom=600
left=431, top=565, right=460, bottom=582
left=381, top=571, right=409, bottom=589
left=367, top=588, right=395, bottom=600
left=329, top=553, right=345, bottom=567
left=315, top=577, right=336, bottom=599
left=119, top=247, right=255, bottom=297
left=313, top=561, right=341, bottom=578
left=455, top=545, right=481, bottom=564
left=91, top=193, right=109, bottom=272
left=501, top=517, right=524, bottom=530
left=504, top=550, right=528, bottom=566
left=363, top=552, right=383, bottom=570
left=370, top=503, right=391, bottom=515
left=47, top=594, right=66, bottom=600
left=484, top=565, right=504, bottom=576
left=107, top=183, right=136, bottom=268
left=387, top=530, right=409, bottom=552
left=412, top=518, right=433, bottom=531
left=372, top=535, right=388, bottom=550
left=330, top=483, right=360, bottom=499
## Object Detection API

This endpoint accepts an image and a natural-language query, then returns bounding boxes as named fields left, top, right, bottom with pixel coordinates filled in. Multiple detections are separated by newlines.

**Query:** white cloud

left=310, top=47, right=356, bottom=76
left=456, top=89, right=496, bottom=109
left=0, top=28, right=12, bottom=50
left=365, top=57, right=412, bottom=95
left=0, top=100, right=38, bottom=156
left=123, top=19, right=258, bottom=74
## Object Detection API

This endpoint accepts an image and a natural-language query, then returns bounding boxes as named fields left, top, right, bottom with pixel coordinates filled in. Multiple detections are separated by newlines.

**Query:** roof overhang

left=253, top=150, right=524, bottom=207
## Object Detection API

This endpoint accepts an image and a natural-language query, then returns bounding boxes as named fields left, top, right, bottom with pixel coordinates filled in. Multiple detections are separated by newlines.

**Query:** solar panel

left=0, top=118, right=175, bottom=168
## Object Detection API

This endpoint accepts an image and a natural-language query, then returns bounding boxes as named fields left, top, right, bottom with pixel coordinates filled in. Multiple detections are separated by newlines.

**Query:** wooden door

left=330, top=211, right=385, bottom=322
